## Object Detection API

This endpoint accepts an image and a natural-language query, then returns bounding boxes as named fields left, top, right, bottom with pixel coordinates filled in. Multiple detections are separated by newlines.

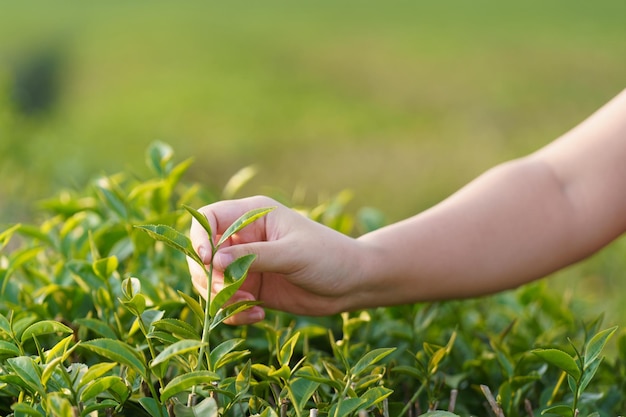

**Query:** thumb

left=213, top=241, right=292, bottom=274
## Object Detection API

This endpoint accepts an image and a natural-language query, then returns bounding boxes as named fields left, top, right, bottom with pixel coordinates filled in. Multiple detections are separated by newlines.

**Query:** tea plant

left=0, top=142, right=624, bottom=416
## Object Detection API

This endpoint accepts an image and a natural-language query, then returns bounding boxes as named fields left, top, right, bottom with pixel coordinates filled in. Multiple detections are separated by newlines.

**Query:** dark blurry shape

left=10, top=45, right=64, bottom=116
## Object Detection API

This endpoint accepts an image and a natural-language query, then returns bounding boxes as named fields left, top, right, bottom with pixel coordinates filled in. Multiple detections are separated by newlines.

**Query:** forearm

left=352, top=157, right=607, bottom=309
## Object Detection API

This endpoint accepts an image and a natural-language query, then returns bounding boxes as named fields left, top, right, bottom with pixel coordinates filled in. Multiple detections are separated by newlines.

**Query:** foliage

left=0, top=143, right=624, bottom=416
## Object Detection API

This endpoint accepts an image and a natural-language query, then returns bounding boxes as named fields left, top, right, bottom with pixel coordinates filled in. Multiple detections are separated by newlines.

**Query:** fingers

left=189, top=196, right=280, bottom=263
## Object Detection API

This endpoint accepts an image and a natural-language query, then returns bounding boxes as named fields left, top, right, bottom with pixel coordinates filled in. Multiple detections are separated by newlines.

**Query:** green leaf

left=81, top=375, right=128, bottom=402
left=92, top=256, right=118, bottom=281
left=584, top=325, right=618, bottom=368
left=541, top=404, right=574, bottom=417
left=216, top=207, right=275, bottom=247
left=147, top=141, right=174, bottom=177
left=184, top=205, right=213, bottom=246
left=139, top=397, right=168, bottom=417
left=173, top=397, right=219, bottom=417
left=0, top=224, right=20, bottom=251
left=152, top=318, right=201, bottom=340
left=279, top=332, right=300, bottom=367
left=80, top=339, right=147, bottom=378
left=210, top=254, right=256, bottom=317
left=178, top=291, right=205, bottom=323
left=20, top=320, right=73, bottom=343
left=151, top=339, right=206, bottom=368
left=210, top=299, right=263, bottom=331
left=418, top=412, right=461, bottom=417
left=0, top=341, right=20, bottom=357
left=328, top=397, right=364, bottom=417
left=81, top=400, right=120, bottom=416
left=78, top=362, right=118, bottom=389
left=359, top=386, right=394, bottom=410
left=532, top=348, right=581, bottom=380
left=235, top=360, right=251, bottom=395
left=7, top=356, right=44, bottom=396
left=286, top=374, right=320, bottom=413
left=75, top=318, right=118, bottom=339
left=579, top=356, right=603, bottom=393
left=352, top=347, right=396, bottom=377
left=210, top=338, right=244, bottom=370
left=160, top=370, right=221, bottom=402
left=10, top=403, right=44, bottom=417
left=134, top=224, right=202, bottom=265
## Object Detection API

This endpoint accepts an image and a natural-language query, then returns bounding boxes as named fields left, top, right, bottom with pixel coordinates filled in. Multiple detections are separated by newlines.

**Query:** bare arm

left=353, top=89, right=626, bottom=310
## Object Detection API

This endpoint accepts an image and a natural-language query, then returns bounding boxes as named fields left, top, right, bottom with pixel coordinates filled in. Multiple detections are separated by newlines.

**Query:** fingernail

left=214, top=251, right=233, bottom=269
left=246, top=307, right=265, bottom=322
left=198, top=245, right=209, bottom=262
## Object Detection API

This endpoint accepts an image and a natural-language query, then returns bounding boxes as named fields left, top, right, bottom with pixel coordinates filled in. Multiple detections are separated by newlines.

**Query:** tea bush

left=0, top=143, right=624, bottom=417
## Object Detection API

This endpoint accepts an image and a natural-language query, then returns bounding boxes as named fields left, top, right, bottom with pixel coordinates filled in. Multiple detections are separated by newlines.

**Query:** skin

left=189, top=88, right=626, bottom=325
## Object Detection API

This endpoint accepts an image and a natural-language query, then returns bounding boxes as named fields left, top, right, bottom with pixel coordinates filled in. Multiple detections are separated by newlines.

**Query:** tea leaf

left=235, top=360, right=251, bottom=394
left=216, top=207, right=275, bottom=247
left=210, top=338, right=244, bottom=370
left=78, top=362, right=118, bottom=389
left=184, top=204, right=213, bottom=246
left=328, top=397, right=364, bottom=417
left=286, top=373, right=320, bottom=413
left=139, top=397, right=169, bottom=417
left=160, top=370, right=221, bottom=402
left=92, top=256, right=118, bottom=281
left=20, top=320, right=73, bottom=343
left=152, top=318, right=201, bottom=341
left=7, top=356, right=44, bottom=396
left=352, top=347, right=396, bottom=377
left=579, top=356, right=603, bottom=393
left=82, top=400, right=119, bottom=416
left=81, top=339, right=147, bottom=378
left=279, top=332, right=301, bottom=367
left=178, top=290, right=205, bottom=323
left=81, top=375, right=128, bottom=402
left=359, top=386, right=394, bottom=411
left=210, top=254, right=256, bottom=317
left=209, top=299, right=262, bottom=331
left=541, top=405, right=574, bottom=417
left=75, top=318, right=118, bottom=340
left=0, top=341, right=20, bottom=357
left=173, top=397, right=219, bottom=417
left=0, top=224, right=20, bottom=251
left=532, top=348, right=581, bottom=380
left=10, top=403, right=44, bottom=417
left=134, top=224, right=202, bottom=265
left=147, top=141, right=174, bottom=177
left=151, top=339, right=206, bottom=368
left=584, top=326, right=618, bottom=367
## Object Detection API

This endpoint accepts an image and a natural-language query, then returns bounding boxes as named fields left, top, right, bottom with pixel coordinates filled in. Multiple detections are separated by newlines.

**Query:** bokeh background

left=1, top=1, right=625, bottom=323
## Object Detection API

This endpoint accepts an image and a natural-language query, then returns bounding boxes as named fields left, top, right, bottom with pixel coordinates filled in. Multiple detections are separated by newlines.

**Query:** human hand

left=188, top=196, right=367, bottom=325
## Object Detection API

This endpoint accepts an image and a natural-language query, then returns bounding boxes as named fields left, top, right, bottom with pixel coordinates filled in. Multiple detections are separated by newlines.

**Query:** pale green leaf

left=160, top=370, right=220, bottom=402
left=279, top=333, right=300, bottom=367
left=80, top=339, right=147, bottom=378
left=134, top=224, right=201, bottom=264
left=184, top=205, right=213, bottom=247
left=210, top=254, right=256, bottom=317
left=584, top=326, right=618, bottom=367
left=216, top=207, right=275, bottom=247
left=151, top=339, right=205, bottom=368
left=532, top=348, right=581, bottom=380
left=352, top=347, right=396, bottom=377
left=20, top=320, right=73, bottom=343
left=541, top=404, right=574, bottom=417
left=80, top=375, right=127, bottom=402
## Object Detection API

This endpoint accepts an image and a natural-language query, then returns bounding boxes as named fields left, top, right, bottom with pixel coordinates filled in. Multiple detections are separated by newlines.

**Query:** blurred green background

left=1, top=1, right=625, bottom=322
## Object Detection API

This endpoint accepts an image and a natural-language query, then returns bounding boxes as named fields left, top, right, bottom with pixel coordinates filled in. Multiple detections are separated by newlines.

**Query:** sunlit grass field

left=1, top=1, right=625, bottom=323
